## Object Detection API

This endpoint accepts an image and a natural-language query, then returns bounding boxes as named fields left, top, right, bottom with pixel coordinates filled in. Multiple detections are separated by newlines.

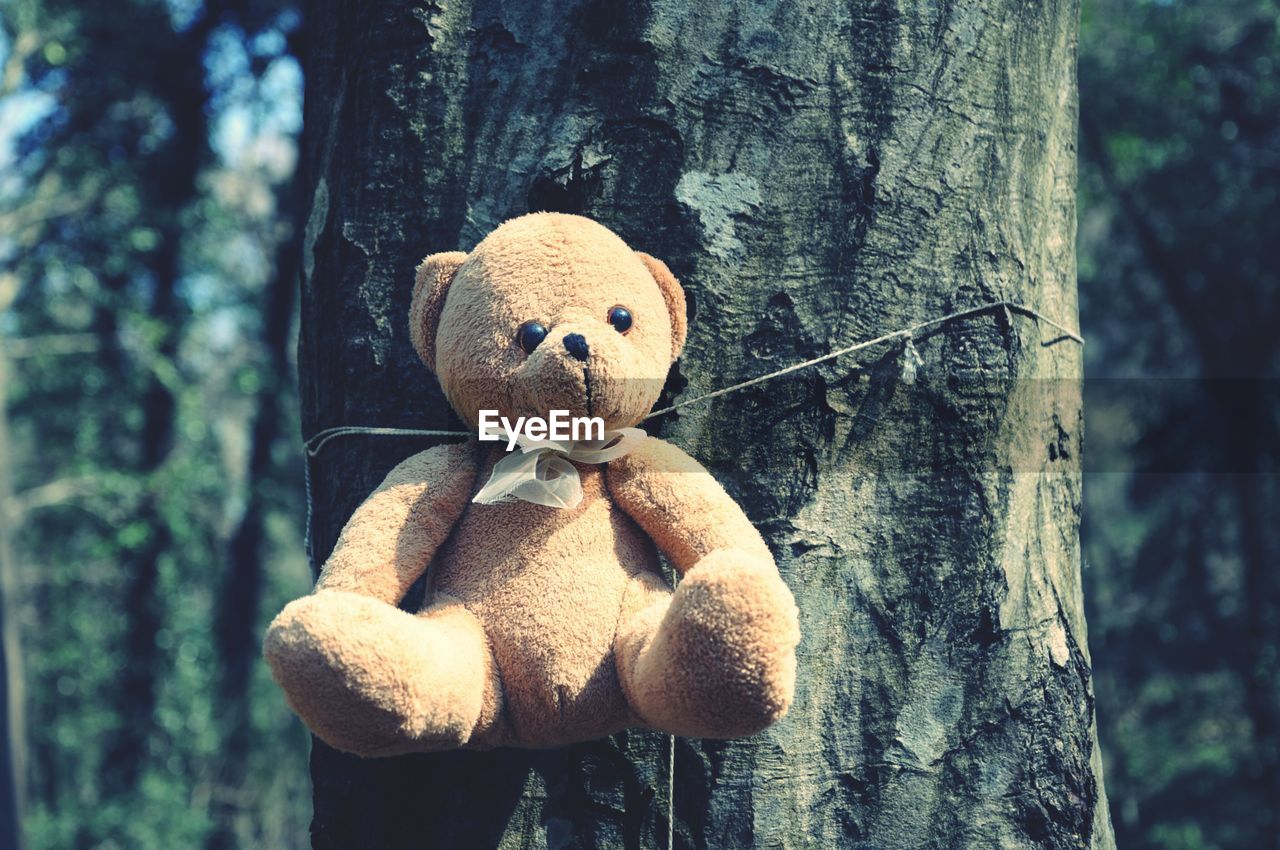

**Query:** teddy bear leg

left=264, top=589, right=504, bottom=756
left=615, top=550, right=800, bottom=738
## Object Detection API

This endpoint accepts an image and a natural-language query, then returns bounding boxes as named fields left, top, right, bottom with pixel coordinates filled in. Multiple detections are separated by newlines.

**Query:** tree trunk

left=298, top=1, right=1114, bottom=848
left=102, top=10, right=212, bottom=791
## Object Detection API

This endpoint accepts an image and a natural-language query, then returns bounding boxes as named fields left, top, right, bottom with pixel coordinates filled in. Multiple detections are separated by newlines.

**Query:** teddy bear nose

left=563, top=333, right=590, bottom=362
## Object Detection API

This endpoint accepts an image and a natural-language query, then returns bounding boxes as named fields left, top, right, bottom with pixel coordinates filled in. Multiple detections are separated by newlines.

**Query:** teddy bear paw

left=626, top=550, right=800, bottom=738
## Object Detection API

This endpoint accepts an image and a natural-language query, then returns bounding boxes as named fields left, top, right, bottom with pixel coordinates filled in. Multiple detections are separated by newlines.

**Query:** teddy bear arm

left=607, top=438, right=772, bottom=573
left=315, top=441, right=477, bottom=603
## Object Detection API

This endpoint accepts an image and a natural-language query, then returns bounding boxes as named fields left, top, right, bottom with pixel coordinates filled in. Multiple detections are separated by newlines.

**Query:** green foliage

left=2, top=0, right=1274, bottom=847
left=1080, top=1, right=1280, bottom=849
left=1, top=0, right=310, bottom=847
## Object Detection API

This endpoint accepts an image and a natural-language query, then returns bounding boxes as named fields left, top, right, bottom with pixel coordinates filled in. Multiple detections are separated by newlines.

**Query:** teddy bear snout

left=563, top=333, right=590, bottom=362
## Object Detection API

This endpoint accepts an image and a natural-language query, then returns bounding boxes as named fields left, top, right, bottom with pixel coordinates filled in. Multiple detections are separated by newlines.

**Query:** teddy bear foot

left=263, top=589, right=504, bottom=756
left=615, top=550, right=801, bottom=738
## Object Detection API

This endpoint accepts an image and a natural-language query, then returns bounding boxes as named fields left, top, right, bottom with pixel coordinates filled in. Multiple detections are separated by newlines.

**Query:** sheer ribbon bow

left=473, top=426, right=648, bottom=509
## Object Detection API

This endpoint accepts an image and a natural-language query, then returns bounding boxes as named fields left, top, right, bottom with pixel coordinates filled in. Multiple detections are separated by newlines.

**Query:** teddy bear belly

left=430, top=495, right=664, bottom=745
left=477, top=592, right=635, bottom=745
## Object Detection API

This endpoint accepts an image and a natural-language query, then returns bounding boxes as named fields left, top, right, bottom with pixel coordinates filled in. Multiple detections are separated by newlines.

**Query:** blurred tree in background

left=0, top=0, right=1276, bottom=848
left=0, top=1, right=310, bottom=847
left=1079, top=1, right=1280, bottom=849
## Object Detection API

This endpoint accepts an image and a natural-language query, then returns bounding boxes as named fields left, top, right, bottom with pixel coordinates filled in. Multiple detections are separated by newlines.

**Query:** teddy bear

left=264, top=212, right=800, bottom=755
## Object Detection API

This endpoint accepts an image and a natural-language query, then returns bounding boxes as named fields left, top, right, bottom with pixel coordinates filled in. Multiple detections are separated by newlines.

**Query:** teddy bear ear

left=410, top=251, right=467, bottom=371
left=636, top=252, right=687, bottom=360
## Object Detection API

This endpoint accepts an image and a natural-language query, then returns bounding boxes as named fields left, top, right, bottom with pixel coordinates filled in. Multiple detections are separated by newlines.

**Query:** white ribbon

left=472, top=427, right=648, bottom=509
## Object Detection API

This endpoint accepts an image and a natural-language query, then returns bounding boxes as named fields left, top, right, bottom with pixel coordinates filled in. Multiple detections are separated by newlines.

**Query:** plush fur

left=264, top=212, right=800, bottom=754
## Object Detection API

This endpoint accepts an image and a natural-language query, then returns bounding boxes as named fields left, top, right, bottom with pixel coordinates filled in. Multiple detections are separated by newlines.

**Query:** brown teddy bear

left=264, top=212, right=800, bottom=755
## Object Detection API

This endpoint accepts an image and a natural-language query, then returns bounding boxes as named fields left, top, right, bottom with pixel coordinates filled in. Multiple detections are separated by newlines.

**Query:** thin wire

left=644, top=300, right=1081, bottom=419
left=303, top=449, right=313, bottom=567
left=305, top=425, right=469, bottom=457
left=666, top=558, right=680, bottom=850
left=302, top=428, right=467, bottom=568
left=299, top=301, right=1081, bottom=457
left=667, top=732, right=676, bottom=850
left=298, top=301, right=1082, bottom=570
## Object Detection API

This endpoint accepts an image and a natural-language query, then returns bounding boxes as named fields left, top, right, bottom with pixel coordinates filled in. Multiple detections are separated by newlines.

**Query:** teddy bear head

left=410, top=213, right=687, bottom=432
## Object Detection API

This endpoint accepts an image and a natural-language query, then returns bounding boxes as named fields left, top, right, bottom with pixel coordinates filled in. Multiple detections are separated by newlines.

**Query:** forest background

left=0, top=1, right=1276, bottom=848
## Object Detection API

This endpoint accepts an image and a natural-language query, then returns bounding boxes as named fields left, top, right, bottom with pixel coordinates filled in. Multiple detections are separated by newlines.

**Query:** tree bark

left=298, top=1, right=1114, bottom=848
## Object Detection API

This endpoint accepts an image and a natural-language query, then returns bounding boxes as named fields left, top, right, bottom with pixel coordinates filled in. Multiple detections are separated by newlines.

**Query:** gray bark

left=298, top=1, right=1114, bottom=848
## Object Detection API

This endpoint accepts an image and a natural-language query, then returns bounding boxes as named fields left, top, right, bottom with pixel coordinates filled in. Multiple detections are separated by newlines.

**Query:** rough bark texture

left=297, top=1, right=1114, bottom=848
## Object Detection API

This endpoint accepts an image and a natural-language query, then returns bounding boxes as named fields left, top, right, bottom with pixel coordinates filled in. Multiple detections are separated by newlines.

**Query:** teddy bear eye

left=607, top=305, right=633, bottom=333
left=517, top=321, right=548, bottom=354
